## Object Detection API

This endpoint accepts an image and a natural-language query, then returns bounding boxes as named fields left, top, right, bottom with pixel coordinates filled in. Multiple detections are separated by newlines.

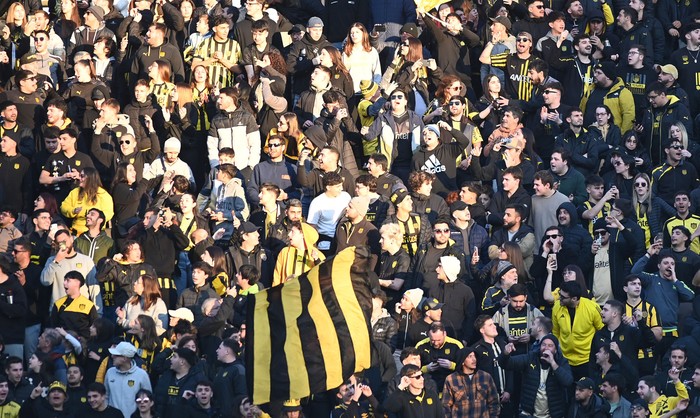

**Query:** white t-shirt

left=307, top=191, right=352, bottom=249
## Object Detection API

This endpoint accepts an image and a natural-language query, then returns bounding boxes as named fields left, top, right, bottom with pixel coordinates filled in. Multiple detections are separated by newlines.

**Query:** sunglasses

left=434, top=228, right=450, bottom=233
left=534, top=4, right=544, bottom=8
left=410, top=374, right=424, bottom=379
left=268, top=143, right=283, bottom=148
left=450, top=86, right=462, bottom=91
left=34, top=37, right=47, bottom=41
left=136, top=398, right=151, bottom=403
left=635, top=182, right=647, bottom=187
left=670, top=145, right=684, bottom=150
left=449, top=100, right=462, bottom=106
left=595, top=231, right=608, bottom=236
left=390, top=94, right=405, bottom=100
left=546, top=234, right=560, bottom=239
left=516, top=37, right=530, bottom=42
left=119, top=140, right=131, bottom=145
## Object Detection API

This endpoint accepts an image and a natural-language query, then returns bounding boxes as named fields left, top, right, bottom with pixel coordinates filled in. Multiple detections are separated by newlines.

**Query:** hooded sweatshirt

left=557, top=202, right=593, bottom=258
left=272, top=222, right=325, bottom=286
left=104, top=361, right=152, bottom=418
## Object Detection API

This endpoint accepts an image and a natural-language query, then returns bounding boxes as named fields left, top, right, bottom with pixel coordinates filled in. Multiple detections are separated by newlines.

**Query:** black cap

left=288, top=24, right=304, bottom=35
left=239, top=222, right=259, bottom=234
left=593, top=218, right=608, bottom=232
left=420, top=297, right=444, bottom=313
left=450, top=200, right=468, bottom=214
left=575, top=377, right=595, bottom=390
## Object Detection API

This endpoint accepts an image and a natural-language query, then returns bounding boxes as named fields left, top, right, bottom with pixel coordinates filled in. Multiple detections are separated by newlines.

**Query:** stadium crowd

left=1, top=0, right=700, bottom=416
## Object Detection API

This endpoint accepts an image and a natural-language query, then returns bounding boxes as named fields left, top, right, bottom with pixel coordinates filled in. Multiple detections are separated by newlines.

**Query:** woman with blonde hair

left=63, top=59, right=104, bottom=129
left=60, top=167, right=114, bottom=235
left=5, top=2, right=32, bottom=66
left=342, top=23, right=381, bottom=94
left=631, top=172, right=674, bottom=247
left=117, top=275, right=168, bottom=335
left=669, top=121, right=700, bottom=170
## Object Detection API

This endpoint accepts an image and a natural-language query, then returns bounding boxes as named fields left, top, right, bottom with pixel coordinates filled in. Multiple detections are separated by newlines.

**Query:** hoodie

left=557, top=202, right=593, bottom=259
left=285, top=33, right=332, bottom=95
left=104, top=361, right=152, bottom=418
left=272, top=222, right=325, bottom=286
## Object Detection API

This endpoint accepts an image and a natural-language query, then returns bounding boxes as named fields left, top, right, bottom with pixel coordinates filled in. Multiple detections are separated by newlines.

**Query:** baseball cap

left=575, top=377, right=595, bottom=390
left=169, top=308, right=194, bottom=322
left=421, top=297, right=444, bottom=313
left=658, top=64, right=678, bottom=79
left=108, top=341, right=137, bottom=358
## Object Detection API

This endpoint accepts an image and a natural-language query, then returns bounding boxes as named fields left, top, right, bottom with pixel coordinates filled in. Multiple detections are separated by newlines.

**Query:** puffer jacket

left=364, top=110, right=423, bottom=171
left=207, top=107, right=261, bottom=171
left=207, top=177, right=249, bottom=222
left=499, top=335, right=574, bottom=418
left=581, top=78, right=636, bottom=134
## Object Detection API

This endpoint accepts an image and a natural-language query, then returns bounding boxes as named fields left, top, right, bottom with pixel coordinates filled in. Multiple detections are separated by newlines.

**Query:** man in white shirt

left=307, top=171, right=351, bottom=253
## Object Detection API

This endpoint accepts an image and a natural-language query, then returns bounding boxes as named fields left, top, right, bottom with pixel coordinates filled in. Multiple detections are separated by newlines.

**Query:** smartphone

left=373, top=24, right=387, bottom=33
left=654, top=232, right=663, bottom=244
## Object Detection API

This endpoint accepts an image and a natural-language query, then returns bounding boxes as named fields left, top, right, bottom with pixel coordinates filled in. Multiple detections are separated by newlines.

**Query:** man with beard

left=618, top=45, right=659, bottom=123
left=415, top=322, right=464, bottom=393
left=531, top=82, right=570, bottom=165
left=591, top=300, right=642, bottom=369
left=657, top=65, right=690, bottom=110
left=641, top=83, right=692, bottom=166
left=480, top=31, right=537, bottom=102
left=581, top=62, right=635, bottom=134
left=631, top=251, right=694, bottom=364
left=442, top=347, right=500, bottom=418
left=568, top=377, right=611, bottom=418
left=556, top=201, right=592, bottom=260
left=488, top=204, right=536, bottom=270
left=493, top=284, right=544, bottom=355
left=637, top=371, right=689, bottom=417
left=548, top=34, right=596, bottom=107
left=655, top=346, right=693, bottom=397
left=600, top=374, right=631, bottom=418
left=130, top=23, right=185, bottom=86
left=427, top=256, right=474, bottom=341
left=552, top=281, right=603, bottom=379
left=411, top=218, right=466, bottom=293
left=554, top=108, right=601, bottom=178
left=0, top=101, right=34, bottom=161
left=500, top=334, right=574, bottom=418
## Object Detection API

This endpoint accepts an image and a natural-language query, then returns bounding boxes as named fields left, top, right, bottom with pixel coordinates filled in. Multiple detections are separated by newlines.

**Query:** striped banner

left=246, top=246, right=373, bottom=405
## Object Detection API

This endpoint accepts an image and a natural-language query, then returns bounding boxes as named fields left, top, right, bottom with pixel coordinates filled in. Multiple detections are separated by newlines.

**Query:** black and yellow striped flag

left=246, top=246, right=373, bottom=405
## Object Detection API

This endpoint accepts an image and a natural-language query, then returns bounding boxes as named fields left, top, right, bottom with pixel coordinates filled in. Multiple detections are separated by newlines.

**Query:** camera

left=500, top=137, right=512, bottom=146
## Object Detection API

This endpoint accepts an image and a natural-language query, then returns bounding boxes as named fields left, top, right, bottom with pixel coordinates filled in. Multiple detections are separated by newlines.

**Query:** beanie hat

left=440, top=256, right=461, bottom=283
left=423, top=124, right=440, bottom=138
left=541, top=333, right=559, bottom=348
left=596, top=61, right=617, bottom=81
left=164, top=137, right=181, bottom=153
left=403, top=288, right=424, bottom=310
left=349, top=196, right=370, bottom=217
left=360, top=80, right=379, bottom=100
left=496, top=261, right=516, bottom=281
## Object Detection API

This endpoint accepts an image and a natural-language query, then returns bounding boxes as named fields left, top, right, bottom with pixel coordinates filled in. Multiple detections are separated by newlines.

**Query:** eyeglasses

left=136, top=398, right=151, bottom=403
left=635, top=182, right=647, bottom=187
left=410, top=374, right=424, bottom=380
left=119, top=140, right=131, bottom=145
left=516, top=37, right=531, bottom=42
left=670, top=144, right=684, bottom=150
left=268, top=143, right=283, bottom=148
left=545, top=234, right=560, bottom=239
left=628, top=51, right=640, bottom=55
left=449, top=100, right=462, bottom=106
left=390, top=94, right=405, bottom=100
left=449, top=85, right=462, bottom=91
left=434, top=228, right=450, bottom=233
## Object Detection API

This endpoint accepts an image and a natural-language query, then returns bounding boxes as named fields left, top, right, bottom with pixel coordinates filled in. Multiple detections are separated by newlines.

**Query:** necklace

left=689, top=48, right=700, bottom=63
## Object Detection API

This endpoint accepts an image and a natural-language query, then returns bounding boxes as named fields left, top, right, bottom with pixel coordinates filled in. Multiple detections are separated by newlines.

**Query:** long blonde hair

left=632, top=172, right=652, bottom=215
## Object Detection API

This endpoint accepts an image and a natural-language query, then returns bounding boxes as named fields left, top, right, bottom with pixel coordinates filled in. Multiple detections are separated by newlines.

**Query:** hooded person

left=428, top=255, right=476, bottom=341
left=500, top=333, right=574, bottom=418
left=272, top=221, right=325, bottom=286
left=556, top=201, right=593, bottom=258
